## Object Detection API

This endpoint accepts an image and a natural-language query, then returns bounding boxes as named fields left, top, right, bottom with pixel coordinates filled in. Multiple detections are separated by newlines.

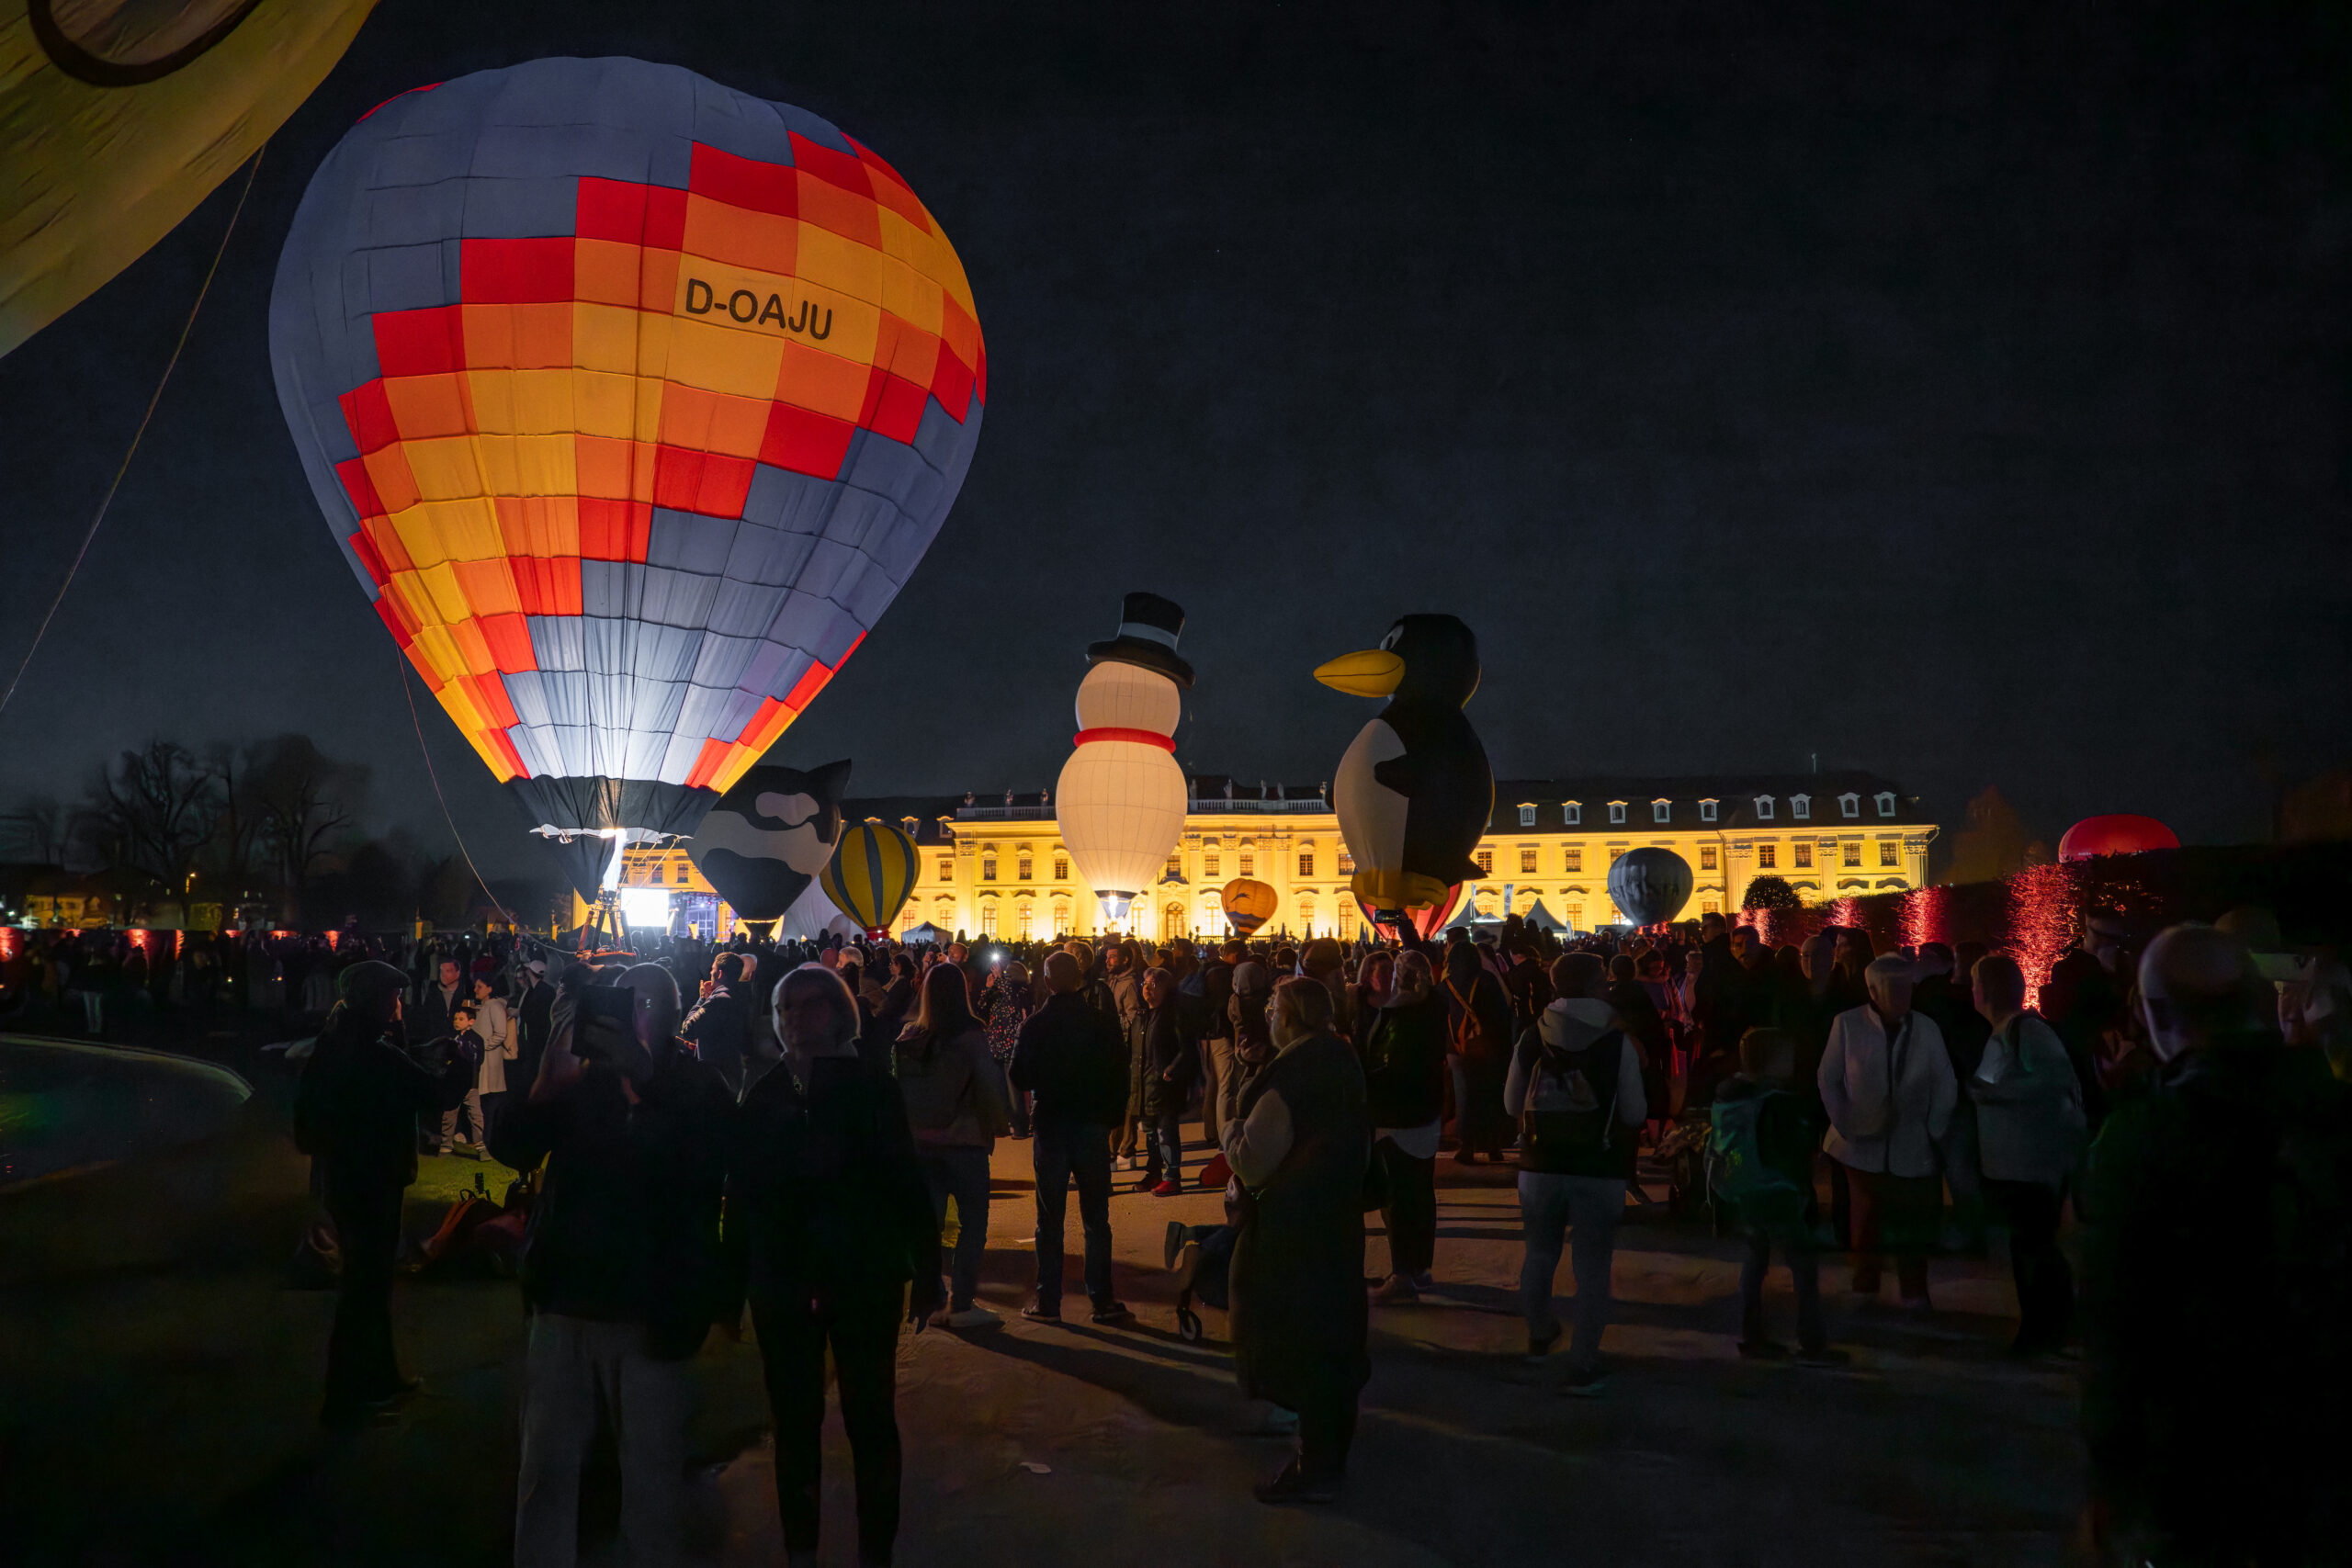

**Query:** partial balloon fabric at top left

left=267, top=58, right=986, bottom=855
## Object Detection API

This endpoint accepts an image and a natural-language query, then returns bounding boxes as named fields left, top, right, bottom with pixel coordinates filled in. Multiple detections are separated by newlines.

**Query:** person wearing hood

left=292, top=960, right=476, bottom=1427
left=1819, top=953, right=1957, bottom=1308
left=1505, top=953, right=1648, bottom=1394
left=492, top=964, right=736, bottom=1568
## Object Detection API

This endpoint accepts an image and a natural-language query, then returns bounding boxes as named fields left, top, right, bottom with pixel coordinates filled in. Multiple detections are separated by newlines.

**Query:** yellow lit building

left=584, top=771, right=1938, bottom=942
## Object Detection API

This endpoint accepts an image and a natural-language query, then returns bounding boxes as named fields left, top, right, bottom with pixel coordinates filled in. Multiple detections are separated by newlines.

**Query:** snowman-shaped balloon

left=1055, top=593, right=1193, bottom=928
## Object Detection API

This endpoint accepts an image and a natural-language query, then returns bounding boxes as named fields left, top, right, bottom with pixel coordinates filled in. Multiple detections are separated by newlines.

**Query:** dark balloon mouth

left=31, top=0, right=264, bottom=86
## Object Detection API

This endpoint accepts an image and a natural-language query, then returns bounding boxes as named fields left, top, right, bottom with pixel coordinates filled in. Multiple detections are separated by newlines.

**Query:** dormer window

left=1792, top=795, right=1810, bottom=820
left=1608, top=800, right=1627, bottom=825
left=1876, top=792, right=1897, bottom=818
left=1652, top=798, right=1671, bottom=823
left=1518, top=803, right=1536, bottom=828
left=1563, top=801, right=1580, bottom=826
left=1699, top=798, right=1718, bottom=823
left=901, top=817, right=919, bottom=837
left=1838, top=793, right=1860, bottom=818
left=1755, top=795, right=1775, bottom=820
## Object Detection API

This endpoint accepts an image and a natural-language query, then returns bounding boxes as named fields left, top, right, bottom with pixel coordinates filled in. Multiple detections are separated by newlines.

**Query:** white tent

left=902, top=921, right=952, bottom=945
left=775, top=879, right=858, bottom=942
left=1519, top=898, right=1569, bottom=934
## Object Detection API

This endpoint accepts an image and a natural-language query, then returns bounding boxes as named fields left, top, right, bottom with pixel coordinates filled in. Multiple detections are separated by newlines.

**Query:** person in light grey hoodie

left=1967, top=953, right=2085, bottom=1353
left=1819, top=954, right=1956, bottom=1306
left=1505, top=952, right=1647, bottom=1395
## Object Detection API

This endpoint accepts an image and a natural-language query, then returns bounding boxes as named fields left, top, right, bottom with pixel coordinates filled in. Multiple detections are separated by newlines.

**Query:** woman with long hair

left=895, top=961, right=1012, bottom=1326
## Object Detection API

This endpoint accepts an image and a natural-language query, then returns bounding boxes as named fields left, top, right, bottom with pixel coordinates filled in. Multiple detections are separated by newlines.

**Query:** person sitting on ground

left=1713, top=1026, right=1841, bottom=1364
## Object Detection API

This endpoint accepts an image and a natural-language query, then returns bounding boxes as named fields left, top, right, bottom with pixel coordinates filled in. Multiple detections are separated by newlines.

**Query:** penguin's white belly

left=1333, top=720, right=1408, bottom=874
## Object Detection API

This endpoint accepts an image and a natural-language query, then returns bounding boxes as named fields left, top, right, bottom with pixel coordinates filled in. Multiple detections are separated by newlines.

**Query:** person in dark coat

left=1442, top=938, right=1514, bottom=1162
left=681, top=950, right=752, bottom=1099
left=514, top=957, right=554, bottom=1091
left=412, top=954, right=465, bottom=1050
left=1221, top=976, right=1372, bottom=1505
left=492, top=963, right=735, bottom=1568
left=1010, top=953, right=1133, bottom=1323
left=293, top=960, right=474, bottom=1426
left=727, top=964, right=941, bottom=1568
left=1362, top=950, right=1449, bottom=1303
left=1135, top=967, right=1199, bottom=1195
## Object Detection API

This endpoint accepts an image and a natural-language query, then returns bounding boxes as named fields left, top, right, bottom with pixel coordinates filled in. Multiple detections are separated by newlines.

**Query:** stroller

left=1168, top=1153, right=1238, bottom=1342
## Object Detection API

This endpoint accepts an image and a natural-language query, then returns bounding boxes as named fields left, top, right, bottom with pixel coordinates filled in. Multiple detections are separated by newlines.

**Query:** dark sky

left=1, top=1, right=2345, bottom=878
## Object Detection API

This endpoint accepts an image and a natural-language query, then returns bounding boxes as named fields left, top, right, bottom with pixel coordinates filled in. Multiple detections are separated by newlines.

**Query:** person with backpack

left=1362, top=950, right=1451, bottom=1303
left=1711, top=1027, right=1842, bottom=1363
left=2079, top=924, right=2352, bottom=1567
left=896, top=962, right=1014, bottom=1328
left=1967, top=953, right=2086, bottom=1355
left=1506, top=952, right=1648, bottom=1393
left=1010, top=952, right=1135, bottom=1325
left=1443, top=938, right=1515, bottom=1164
left=1819, top=953, right=1956, bottom=1308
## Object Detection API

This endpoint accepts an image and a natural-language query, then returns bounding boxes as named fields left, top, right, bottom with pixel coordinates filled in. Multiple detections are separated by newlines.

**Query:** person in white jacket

left=1967, top=953, right=2085, bottom=1353
left=469, top=974, right=517, bottom=1147
left=1818, top=953, right=1956, bottom=1306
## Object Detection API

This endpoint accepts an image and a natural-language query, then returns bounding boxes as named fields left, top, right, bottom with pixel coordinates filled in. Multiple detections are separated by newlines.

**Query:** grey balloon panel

left=1606, top=847, right=1694, bottom=925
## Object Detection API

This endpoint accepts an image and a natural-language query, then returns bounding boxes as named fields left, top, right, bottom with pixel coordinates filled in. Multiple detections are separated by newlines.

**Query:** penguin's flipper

left=1370, top=753, right=1422, bottom=795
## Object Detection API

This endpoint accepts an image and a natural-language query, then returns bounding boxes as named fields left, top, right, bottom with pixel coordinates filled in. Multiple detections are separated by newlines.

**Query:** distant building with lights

left=588, top=770, right=1939, bottom=942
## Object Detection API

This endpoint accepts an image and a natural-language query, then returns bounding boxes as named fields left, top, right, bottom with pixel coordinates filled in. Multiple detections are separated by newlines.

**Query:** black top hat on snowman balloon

left=1086, top=591, right=1194, bottom=688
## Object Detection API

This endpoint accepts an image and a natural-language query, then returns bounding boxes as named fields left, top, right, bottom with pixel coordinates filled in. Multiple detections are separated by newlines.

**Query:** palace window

left=1880, top=840, right=1900, bottom=866
left=1564, top=847, right=1582, bottom=873
left=1016, top=902, right=1034, bottom=940
left=1204, top=852, right=1220, bottom=877
left=1757, top=843, right=1777, bottom=869
left=1609, top=846, right=1625, bottom=863
left=1338, top=903, right=1358, bottom=938
left=1518, top=804, right=1537, bottom=827
left=1702, top=898, right=1720, bottom=915
left=1238, top=853, right=1254, bottom=876
left=1339, top=850, right=1354, bottom=873
left=1653, top=799, right=1671, bottom=823
left=1017, top=856, right=1033, bottom=881
left=1566, top=902, right=1584, bottom=928
left=1165, top=855, right=1182, bottom=879
left=1794, top=841, right=1813, bottom=868
left=1519, top=847, right=1537, bottom=873
left=1843, top=841, right=1861, bottom=867
left=1700, top=798, right=1719, bottom=822
left=1701, top=845, right=1718, bottom=872
left=1471, top=848, right=1491, bottom=874
left=1052, top=899, right=1071, bottom=931
left=1298, top=897, right=1316, bottom=929
left=1792, top=795, right=1810, bottom=820
left=1876, top=792, right=1897, bottom=818
left=650, top=863, right=663, bottom=884
left=1839, top=793, right=1860, bottom=818
left=1755, top=795, right=1775, bottom=820
left=979, top=901, right=998, bottom=938
left=937, top=857, right=952, bottom=882
left=1054, top=856, right=1069, bottom=880
left=1563, top=801, right=1581, bottom=825
left=1608, top=801, right=1627, bottom=824
left=981, top=857, right=997, bottom=882
left=1297, top=852, right=1315, bottom=878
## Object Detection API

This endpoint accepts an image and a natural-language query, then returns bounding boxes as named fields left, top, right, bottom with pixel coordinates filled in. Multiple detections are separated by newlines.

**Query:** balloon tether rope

left=396, top=650, right=518, bottom=931
left=0, top=147, right=265, bottom=722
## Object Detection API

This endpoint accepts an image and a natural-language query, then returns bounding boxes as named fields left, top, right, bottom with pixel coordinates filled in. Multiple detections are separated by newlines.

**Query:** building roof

left=1490, top=773, right=1916, bottom=832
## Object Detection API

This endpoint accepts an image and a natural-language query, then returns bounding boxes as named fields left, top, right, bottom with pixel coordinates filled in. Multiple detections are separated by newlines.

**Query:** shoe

left=1452, top=1149, right=1476, bottom=1167
left=1559, top=1364, right=1610, bottom=1398
left=1253, top=1459, right=1341, bottom=1506
left=1164, top=1219, right=1189, bottom=1271
left=1149, top=1179, right=1182, bottom=1198
left=1737, top=1339, right=1791, bottom=1360
left=1795, top=1346, right=1851, bottom=1368
left=926, top=1304, right=956, bottom=1329
left=1021, top=1302, right=1061, bottom=1323
left=1250, top=1405, right=1300, bottom=1436
left=1896, top=1294, right=1934, bottom=1313
left=1131, top=1176, right=1159, bottom=1193
left=1089, top=1301, right=1135, bottom=1325
left=1411, top=1270, right=1435, bottom=1290
left=1170, top=1242, right=1204, bottom=1296
left=1525, top=1320, right=1562, bottom=1362
left=944, top=1305, right=1001, bottom=1329
left=1369, top=1273, right=1418, bottom=1305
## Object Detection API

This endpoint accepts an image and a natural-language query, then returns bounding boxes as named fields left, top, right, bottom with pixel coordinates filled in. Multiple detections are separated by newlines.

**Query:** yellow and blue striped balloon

left=820, top=818, right=919, bottom=936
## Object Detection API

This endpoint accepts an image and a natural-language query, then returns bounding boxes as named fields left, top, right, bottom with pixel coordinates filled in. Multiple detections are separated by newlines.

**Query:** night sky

left=0, top=1, right=2344, bottom=879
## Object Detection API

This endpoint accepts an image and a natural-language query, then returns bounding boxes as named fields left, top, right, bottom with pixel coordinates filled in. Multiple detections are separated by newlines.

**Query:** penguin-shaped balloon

left=1317, top=615, right=1493, bottom=919
left=688, top=759, right=854, bottom=930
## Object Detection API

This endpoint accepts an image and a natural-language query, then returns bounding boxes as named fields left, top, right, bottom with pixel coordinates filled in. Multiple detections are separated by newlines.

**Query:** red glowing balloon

left=1356, top=883, right=1464, bottom=941
left=2057, top=814, right=2179, bottom=862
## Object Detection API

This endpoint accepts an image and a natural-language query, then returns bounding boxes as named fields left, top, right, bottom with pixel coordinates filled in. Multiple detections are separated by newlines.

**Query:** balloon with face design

left=688, top=759, right=852, bottom=926
left=1317, top=615, right=1493, bottom=919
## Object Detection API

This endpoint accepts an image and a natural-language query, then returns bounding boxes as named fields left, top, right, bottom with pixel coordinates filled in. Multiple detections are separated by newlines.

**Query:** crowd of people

left=277, top=900, right=2350, bottom=1565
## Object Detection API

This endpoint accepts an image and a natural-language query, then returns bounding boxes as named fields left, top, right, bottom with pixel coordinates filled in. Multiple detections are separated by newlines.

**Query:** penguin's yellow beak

left=1314, top=649, right=1406, bottom=697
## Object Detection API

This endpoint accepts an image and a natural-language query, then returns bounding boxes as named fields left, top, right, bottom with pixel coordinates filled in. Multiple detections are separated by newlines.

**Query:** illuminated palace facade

left=594, top=770, right=1939, bottom=943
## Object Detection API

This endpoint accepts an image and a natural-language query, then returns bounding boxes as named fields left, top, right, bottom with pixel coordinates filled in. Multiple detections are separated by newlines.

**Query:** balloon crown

left=1086, top=592, right=1193, bottom=687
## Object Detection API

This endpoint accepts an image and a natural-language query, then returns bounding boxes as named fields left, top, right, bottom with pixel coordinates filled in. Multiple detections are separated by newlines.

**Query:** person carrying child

left=1711, top=1026, right=1846, bottom=1365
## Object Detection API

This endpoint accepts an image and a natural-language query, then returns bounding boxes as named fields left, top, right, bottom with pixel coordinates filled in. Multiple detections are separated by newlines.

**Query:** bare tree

left=76, top=741, right=220, bottom=889
left=0, top=796, right=68, bottom=863
left=248, top=734, right=368, bottom=919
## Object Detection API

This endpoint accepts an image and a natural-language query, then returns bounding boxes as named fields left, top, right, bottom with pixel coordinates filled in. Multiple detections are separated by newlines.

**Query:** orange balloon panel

left=272, top=59, right=984, bottom=852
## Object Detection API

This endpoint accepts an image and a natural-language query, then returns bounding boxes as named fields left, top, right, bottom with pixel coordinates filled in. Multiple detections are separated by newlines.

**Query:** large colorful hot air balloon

left=269, top=59, right=985, bottom=898
left=1218, top=877, right=1276, bottom=938
left=1317, top=615, right=1492, bottom=921
left=1354, top=883, right=1464, bottom=942
left=820, top=818, right=919, bottom=939
left=2, top=0, right=377, bottom=358
left=1607, top=846, right=1693, bottom=927
left=2058, top=814, right=2179, bottom=862
left=1055, top=593, right=1192, bottom=927
left=688, top=758, right=851, bottom=931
